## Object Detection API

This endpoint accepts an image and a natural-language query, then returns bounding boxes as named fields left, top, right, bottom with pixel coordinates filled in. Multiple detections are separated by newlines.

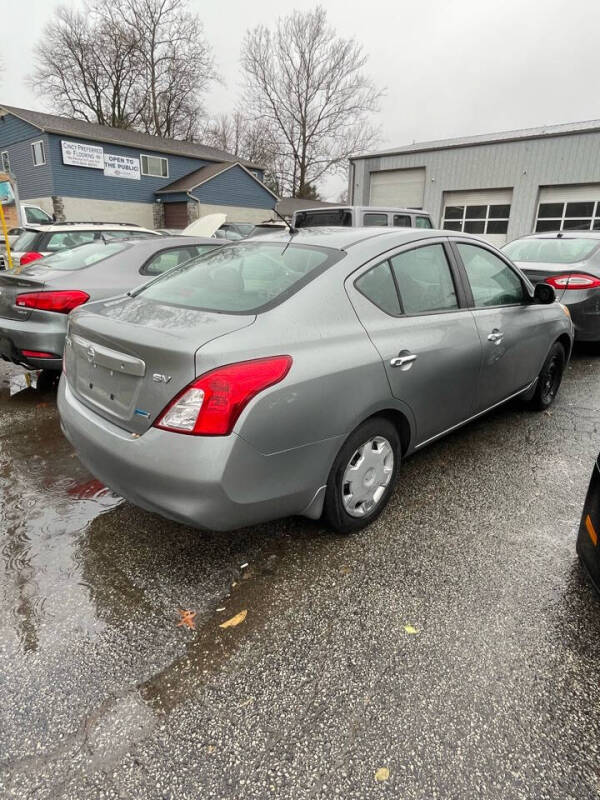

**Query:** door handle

left=487, top=329, right=503, bottom=343
left=390, top=353, right=418, bottom=368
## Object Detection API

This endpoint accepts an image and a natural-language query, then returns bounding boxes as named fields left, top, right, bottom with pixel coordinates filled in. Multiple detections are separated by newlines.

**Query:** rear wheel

left=323, top=417, right=400, bottom=534
left=526, top=342, right=566, bottom=410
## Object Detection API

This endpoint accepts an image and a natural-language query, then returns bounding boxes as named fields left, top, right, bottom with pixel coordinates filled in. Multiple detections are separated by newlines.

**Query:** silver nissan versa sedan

left=58, top=228, right=573, bottom=533
left=504, top=232, right=600, bottom=342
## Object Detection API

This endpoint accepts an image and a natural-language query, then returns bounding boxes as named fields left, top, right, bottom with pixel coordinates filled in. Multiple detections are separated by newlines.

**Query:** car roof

left=245, top=226, right=448, bottom=250
left=293, top=206, right=431, bottom=215
left=511, top=231, right=600, bottom=242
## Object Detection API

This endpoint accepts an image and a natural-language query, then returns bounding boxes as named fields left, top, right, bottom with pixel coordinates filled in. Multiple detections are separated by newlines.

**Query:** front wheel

left=526, top=342, right=566, bottom=411
left=322, top=417, right=400, bottom=534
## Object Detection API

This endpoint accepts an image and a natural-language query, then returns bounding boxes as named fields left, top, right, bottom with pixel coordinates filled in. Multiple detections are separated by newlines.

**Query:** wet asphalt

left=1, top=352, right=600, bottom=799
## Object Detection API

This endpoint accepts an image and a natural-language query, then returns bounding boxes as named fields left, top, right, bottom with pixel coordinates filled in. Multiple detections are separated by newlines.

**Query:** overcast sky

left=2, top=0, right=599, bottom=199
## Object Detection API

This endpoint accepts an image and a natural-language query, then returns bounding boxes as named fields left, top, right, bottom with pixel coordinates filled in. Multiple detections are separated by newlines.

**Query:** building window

left=442, top=203, right=510, bottom=235
left=535, top=200, right=600, bottom=232
left=31, top=140, right=46, bottom=166
left=141, top=154, right=168, bottom=178
left=1, top=151, right=9, bottom=172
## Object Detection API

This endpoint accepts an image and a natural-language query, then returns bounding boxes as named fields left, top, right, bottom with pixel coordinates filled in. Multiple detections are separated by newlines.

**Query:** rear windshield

left=32, top=241, right=131, bottom=270
left=503, top=237, right=600, bottom=264
left=12, top=230, right=41, bottom=252
left=136, top=241, right=343, bottom=313
left=294, top=209, right=353, bottom=228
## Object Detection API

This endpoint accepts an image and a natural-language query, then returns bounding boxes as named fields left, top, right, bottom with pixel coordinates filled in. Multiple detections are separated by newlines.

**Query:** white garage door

left=369, top=168, right=425, bottom=208
left=441, top=188, right=513, bottom=247
left=535, top=184, right=600, bottom=232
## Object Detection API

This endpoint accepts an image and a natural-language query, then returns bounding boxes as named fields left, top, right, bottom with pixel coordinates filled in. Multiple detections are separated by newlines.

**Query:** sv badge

left=152, top=373, right=172, bottom=384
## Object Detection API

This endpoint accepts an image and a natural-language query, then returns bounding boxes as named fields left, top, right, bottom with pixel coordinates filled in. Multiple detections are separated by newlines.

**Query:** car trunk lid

left=514, top=259, right=593, bottom=301
left=65, top=295, right=255, bottom=434
left=0, top=271, right=47, bottom=320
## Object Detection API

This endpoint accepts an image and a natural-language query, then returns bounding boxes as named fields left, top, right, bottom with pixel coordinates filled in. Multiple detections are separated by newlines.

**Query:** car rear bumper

left=576, top=459, right=600, bottom=592
left=58, top=377, right=340, bottom=531
left=561, top=290, right=600, bottom=341
left=0, top=315, right=66, bottom=370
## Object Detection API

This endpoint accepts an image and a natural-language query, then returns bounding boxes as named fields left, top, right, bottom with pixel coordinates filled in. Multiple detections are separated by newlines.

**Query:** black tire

left=322, top=417, right=400, bottom=534
left=526, top=342, right=566, bottom=411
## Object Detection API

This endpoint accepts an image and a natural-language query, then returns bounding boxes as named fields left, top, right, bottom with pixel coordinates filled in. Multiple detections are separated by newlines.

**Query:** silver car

left=0, top=236, right=222, bottom=372
left=58, top=228, right=572, bottom=533
left=503, top=232, right=600, bottom=342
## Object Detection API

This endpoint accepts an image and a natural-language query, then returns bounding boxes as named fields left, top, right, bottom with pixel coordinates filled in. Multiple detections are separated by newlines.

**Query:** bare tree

left=30, top=0, right=217, bottom=139
left=240, top=6, right=381, bottom=197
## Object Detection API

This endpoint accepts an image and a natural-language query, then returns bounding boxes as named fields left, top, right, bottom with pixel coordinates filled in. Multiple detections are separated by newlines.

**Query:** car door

left=345, top=239, right=482, bottom=446
left=451, top=239, right=550, bottom=411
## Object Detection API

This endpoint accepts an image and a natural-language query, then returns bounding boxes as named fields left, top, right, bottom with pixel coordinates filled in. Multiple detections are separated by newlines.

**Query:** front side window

left=393, top=214, right=410, bottom=227
left=458, top=243, right=524, bottom=307
left=390, top=244, right=458, bottom=314
left=45, top=230, right=97, bottom=251
left=442, top=203, right=510, bottom=235
left=143, top=244, right=216, bottom=276
left=25, top=206, right=52, bottom=224
left=503, top=237, right=599, bottom=264
left=1, top=151, right=10, bottom=172
left=141, top=154, right=168, bottom=178
left=363, top=213, right=388, bottom=227
left=136, top=242, right=343, bottom=313
left=31, top=141, right=46, bottom=166
left=415, top=216, right=433, bottom=229
left=535, top=200, right=600, bottom=232
left=355, top=261, right=401, bottom=315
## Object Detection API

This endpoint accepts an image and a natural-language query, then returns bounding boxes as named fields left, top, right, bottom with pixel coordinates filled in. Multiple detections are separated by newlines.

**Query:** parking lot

left=1, top=349, right=600, bottom=799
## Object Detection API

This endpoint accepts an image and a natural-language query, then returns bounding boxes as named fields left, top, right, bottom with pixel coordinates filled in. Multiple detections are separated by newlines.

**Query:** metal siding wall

left=353, top=130, right=600, bottom=241
left=0, top=114, right=41, bottom=146
left=0, top=133, right=54, bottom=199
left=192, top=165, right=276, bottom=209
left=48, top=134, right=213, bottom=203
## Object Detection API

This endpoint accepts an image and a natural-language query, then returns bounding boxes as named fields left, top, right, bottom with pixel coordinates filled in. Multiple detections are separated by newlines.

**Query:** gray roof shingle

left=1, top=104, right=263, bottom=169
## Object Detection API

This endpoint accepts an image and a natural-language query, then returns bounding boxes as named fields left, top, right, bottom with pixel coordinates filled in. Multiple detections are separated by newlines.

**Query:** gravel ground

left=1, top=350, right=600, bottom=799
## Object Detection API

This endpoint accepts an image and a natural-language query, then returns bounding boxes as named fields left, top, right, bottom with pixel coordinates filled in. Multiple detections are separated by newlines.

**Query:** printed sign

left=61, top=140, right=104, bottom=169
left=104, top=153, right=141, bottom=180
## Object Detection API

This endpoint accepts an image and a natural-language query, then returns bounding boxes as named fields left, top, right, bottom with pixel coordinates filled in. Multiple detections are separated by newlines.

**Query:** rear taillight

left=16, top=290, right=90, bottom=313
left=19, top=252, right=43, bottom=266
left=21, top=349, right=59, bottom=359
left=154, top=355, right=292, bottom=436
left=545, top=273, right=600, bottom=290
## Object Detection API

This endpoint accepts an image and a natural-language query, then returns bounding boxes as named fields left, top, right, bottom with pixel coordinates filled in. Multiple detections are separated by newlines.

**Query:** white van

left=292, top=205, right=434, bottom=230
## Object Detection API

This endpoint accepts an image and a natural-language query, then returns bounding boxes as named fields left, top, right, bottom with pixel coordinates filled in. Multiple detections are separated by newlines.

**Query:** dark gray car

left=503, top=232, right=600, bottom=341
left=58, top=228, right=572, bottom=534
left=0, top=236, right=222, bottom=372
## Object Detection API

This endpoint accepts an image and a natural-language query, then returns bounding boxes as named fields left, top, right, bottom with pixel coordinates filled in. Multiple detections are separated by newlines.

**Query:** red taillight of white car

left=154, top=355, right=292, bottom=436
left=16, top=290, right=90, bottom=313
left=545, top=273, right=600, bottom=290
left=19, top=252, right=44, bottom=266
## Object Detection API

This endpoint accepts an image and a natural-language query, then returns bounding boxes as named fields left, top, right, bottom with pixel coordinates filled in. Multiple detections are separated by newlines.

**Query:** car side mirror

left=533, top=282, right=556, bottom=304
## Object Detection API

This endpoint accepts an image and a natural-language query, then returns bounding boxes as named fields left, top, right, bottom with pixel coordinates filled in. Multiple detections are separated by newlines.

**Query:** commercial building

left=0, top=105, right=277, bottom=228
left=349, top=119, right=600, bottom=246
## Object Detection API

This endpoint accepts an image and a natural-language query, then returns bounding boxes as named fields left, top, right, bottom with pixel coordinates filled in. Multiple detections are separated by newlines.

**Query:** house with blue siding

left=0, top=105, right=278, bottom=229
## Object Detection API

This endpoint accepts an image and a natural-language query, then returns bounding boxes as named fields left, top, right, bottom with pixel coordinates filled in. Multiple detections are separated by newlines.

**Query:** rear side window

left=458, top=243, right=524, bottom=306
left=137, top=242, right=343, bottom=313
left=45, top=231, right=97, bottom=251
left=415, top=216, right=433, bottom=229
left=355, top=262, right=401, bottom=315
left=143, top=245, right=217, bottom=276
left=393, top=214, right=411, bottom=227
left=363, top=213, right=388, bottom=227
left=390, top=244, right=458, bottom=314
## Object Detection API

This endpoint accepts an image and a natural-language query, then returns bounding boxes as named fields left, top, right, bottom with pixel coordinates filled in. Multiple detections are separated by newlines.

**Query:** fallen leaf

left=219, top=609, right=247, bottom=629
left=177, top=609, right=196, bottom=629
left=340, top=565, right=352, bottom=575
left=404, top=625, right=419, bottom=635
left=375, top=767, right=390, bottom=782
